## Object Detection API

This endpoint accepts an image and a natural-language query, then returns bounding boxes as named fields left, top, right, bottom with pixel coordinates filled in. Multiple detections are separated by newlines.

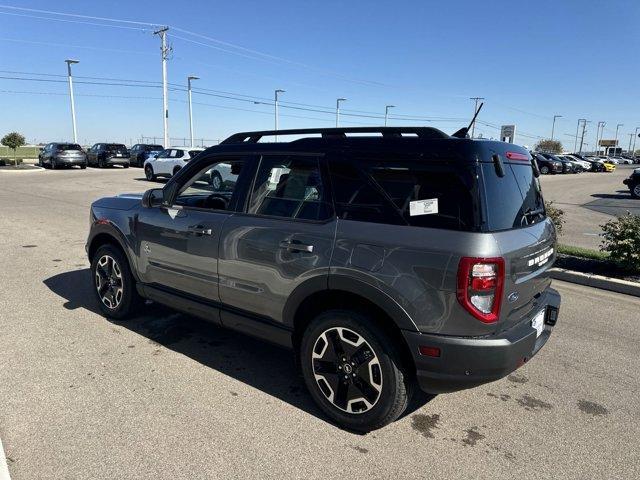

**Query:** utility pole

left=628, top=133, right=634, bottom=154
left=470, top=97, right=484, bottom=138
left=384, top=105, right=395, bottom=126
left=633, top=127, right=639, bottom=157
left=579, top=120, right=589, bottom=154
left=65, top=59, right=79, bottom=143
left=187, top=75, right=199, bottom=148
left=154, top=27, right=170, bottom=147
left=574, top=119, right=585, bottom=152
left=335, top=98, right=346, bottom=127
left=274, top=89, right=285, bottom=142
left=614, top=123, right=623, bottom=155
left=551, top=115, right=562, bottom=140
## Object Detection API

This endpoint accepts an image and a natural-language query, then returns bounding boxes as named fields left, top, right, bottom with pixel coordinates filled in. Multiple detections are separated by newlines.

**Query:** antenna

left=452, top=101, right=484, bottom=139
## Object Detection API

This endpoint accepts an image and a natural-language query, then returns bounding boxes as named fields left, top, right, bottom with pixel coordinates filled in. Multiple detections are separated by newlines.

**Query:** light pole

left=614, top=123, right=623, bottom=155
left=65, top=59, right=79, bottom=143
left=574, top=119, right=586, bottom=152
left=579, top=120, right=590, bottom=154
left=628, top=133, right=634, bottom=154
left=335, top=98, right=346, bottom=127
left=595, top=121, right=605, bottom=155
left=187, top=75, right=199, bottom=148
left=274, top=89, right=285, bottom=141
left=384, top=105, right=395, bottom=126
left=633, top=127, right=640, bottom=157
left=154, top=27, right=170, bottom=147
left=551, top=115, right=562, bottom=140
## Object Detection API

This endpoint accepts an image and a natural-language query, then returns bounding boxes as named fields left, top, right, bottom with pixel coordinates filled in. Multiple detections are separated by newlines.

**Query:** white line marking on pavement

left=0, top=437, right=11, bottom=480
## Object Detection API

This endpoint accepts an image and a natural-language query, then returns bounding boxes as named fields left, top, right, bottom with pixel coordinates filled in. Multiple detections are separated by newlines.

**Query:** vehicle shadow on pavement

left=43, top=268, right=434, bottom=432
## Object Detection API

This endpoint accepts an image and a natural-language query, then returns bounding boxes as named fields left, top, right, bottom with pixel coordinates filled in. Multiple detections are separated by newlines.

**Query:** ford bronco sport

left=86, top=126, right=560, bottom=432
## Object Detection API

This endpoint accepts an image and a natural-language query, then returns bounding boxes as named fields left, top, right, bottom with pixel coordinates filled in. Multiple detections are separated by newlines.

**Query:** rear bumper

left=106, top=156, right=130, bottom=165
left=404, top=287, right=561, bottom=394
left=55, top=156, right=86, bottom=165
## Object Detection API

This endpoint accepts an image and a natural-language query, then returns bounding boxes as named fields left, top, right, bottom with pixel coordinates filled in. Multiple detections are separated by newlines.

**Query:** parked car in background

left=613, top=156, right=633, bottom=165
left=143, top=147, right=205, bottom=180
left=623, top=168, right=640, bottom=198
left=38, top=143, right=87, bottom=169
left=129, top=144, right=164, bottom=167
left=562, top=154, right=592, bottom=171
left=540, top=153, right=575, bottom=173
left=583, top=156, right=606, bottom=172
left=86, top=126, right=561, bottom=432
left=87, top=143, right=130, bottom=168
left=531, top=152, right=562, bottom=174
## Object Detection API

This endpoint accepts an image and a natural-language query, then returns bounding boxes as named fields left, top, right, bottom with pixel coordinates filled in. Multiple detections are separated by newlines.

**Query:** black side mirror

left=141, top=188, right=164, bottom=208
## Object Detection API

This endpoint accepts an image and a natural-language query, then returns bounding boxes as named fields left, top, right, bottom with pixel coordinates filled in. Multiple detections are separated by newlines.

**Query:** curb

left=549, top=267, right=640, bottom=297
left=0, top=166, right=44, bottom=173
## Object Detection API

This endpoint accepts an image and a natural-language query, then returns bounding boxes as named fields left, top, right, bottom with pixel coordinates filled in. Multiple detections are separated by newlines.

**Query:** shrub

left=545, top=201, right=565, bottom=236
left=600, top=213, right=640, bottom=271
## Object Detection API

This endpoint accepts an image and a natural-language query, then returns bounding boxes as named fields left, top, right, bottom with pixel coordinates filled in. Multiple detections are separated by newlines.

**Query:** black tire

left=80, top=164, right=87, bottom=169
left=90, top=244, right=142, bottom=320
left=300, top=310, right=412, bottom=432
left=145, top=164, right=156, bottom=181
left=123, top=164, right=130, bottom=169
left=38, top=157, right=43, bottom=167
left=51, top=159, right=57, bottom=170
left=631, top=184, right=640, bottom=199
left=172, top=166, right=181, bottom=176
left=210, top=171, right=223, bottom=190
left=98, top=157, right=106, bottom=168
left=540, top=166, right=549, bottom=174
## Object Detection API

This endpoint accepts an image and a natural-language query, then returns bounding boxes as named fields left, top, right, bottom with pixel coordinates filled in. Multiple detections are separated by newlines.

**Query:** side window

left=173, top=158, right=245, bottom=211
left=174, top=150, right=184, bottom=159
left=248, top=155, right=331, bottom=221
left=329, top=160, right=404, bottom=225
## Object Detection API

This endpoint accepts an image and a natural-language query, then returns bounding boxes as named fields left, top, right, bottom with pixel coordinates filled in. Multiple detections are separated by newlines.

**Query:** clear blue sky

left=0, top=0, right=638, bottom=149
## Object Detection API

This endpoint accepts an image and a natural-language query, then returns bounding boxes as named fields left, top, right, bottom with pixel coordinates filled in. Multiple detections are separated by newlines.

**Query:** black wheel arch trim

left=86, top=222, right=141, bottom=283
left=282, top=274, right=419, bottom=332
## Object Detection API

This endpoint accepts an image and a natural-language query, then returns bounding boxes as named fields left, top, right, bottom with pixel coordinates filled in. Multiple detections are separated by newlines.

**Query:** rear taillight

left=457, top=257, right=505, bottom=323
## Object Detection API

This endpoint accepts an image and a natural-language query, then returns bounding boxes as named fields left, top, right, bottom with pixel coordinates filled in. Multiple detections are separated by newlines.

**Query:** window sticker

left=409, top=198, right=438, bottom=216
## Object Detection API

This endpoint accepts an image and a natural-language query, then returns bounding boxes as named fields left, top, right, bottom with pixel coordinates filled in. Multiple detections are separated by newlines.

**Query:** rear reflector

left=418, top=346, right=441, bottom=358
left=505, top=151, right=529, bottom=161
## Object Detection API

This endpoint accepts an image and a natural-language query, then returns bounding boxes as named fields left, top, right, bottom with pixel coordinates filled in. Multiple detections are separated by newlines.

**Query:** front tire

left=631, top=184, right=640, bottom=199
left=51, top=159, right=57, bottom=170
left=145, top=164, right=156, bottom=181
left=540, top=166, right=549, bottom=174
left=300, top=310, right=412, bottom=432
left=91, top=244, right=141, bottom=319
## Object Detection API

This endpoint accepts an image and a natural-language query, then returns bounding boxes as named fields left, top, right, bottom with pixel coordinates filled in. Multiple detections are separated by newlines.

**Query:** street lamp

left=384, top=105, right=395, bottom=126
left=187, top=75, right=199, bottom=148
left=335, top=98, right=346, bottom=127
left=615, top=123, right=623, bottom=155
left=65, top=59, right=79, bottom=143
left=595, top=121, right=605, bottom=155
left=551, top=115, right=562, bottom=140
left=274, top=89, right=285, bottom=141
left=633, top=127, right=640, bottom=158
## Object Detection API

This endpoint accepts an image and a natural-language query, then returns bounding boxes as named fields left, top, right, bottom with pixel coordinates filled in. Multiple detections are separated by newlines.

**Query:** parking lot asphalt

left=1, top=167, right=639, bottom=479
left=540, top=164, right=639, bottom=250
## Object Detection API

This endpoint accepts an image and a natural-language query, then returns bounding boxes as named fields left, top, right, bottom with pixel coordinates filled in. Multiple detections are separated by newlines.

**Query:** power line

left=0, top=4, right=159, bottom=26
left=0, top=10, right=150, bottom=31
left=0, top=36, right=153, bottom=56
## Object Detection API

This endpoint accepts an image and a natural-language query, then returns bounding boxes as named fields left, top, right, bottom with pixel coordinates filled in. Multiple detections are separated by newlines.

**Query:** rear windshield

left=58, top=144, right=82, bottom=151
left=145, top=145, right=163, bottom=151
left=480, top=162, right=545, bottom=231
left=106, top=144, right=127, bottom=151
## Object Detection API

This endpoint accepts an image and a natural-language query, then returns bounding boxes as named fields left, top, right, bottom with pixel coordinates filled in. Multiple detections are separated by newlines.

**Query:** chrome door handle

left=187, top=225, right=213, bottom=236
left=279, top=240, right=314, bottom=253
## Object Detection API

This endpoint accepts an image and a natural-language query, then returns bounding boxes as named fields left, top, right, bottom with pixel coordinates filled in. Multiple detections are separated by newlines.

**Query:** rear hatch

left=57, top=144, right=85, bottom=158
left=106, top=144, right=129, bottom=157
left=479, top=145, right=556, bottom=334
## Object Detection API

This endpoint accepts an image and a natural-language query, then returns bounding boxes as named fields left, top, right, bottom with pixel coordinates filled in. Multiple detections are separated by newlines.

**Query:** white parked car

left=143, top=147, right=205, bottom=181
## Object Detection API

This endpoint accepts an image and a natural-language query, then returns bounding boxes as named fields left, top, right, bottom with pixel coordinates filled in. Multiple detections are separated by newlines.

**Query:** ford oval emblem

left=508, top=292, right=519, bottom=303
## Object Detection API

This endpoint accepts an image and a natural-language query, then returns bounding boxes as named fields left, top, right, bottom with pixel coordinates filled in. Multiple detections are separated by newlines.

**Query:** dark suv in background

left=86, top=127, right=561, bottom=432
left=38, top=143, right=87, bottom=169
left=87, top=143, right=130, bottom=168
left=129, top=143, right=164, bottom=167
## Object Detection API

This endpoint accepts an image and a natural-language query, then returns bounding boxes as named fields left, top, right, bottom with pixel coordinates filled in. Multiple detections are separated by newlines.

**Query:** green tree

left=1, top=132, right=26, bottom=167
left=535, top=139, right=563, bottom=154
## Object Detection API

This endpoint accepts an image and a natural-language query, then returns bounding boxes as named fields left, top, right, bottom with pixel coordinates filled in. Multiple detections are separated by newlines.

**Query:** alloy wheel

left=95, top=255, right=124, bottom=310
left=311, top=327, right=383, bottom=414
left=633, top=184, right=640, bottom=198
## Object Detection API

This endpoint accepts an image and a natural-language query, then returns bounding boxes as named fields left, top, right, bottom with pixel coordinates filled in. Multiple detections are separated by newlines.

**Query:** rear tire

left=300, top=310, right=412, bottom=432
left=145, top=164, right=156, bottom=181
left=51, top=159, right=57, bottom=170
left=172, top=166, right=181, bottom=176
left=540, top=166, right=549, bottom=174
left=631, top=184, right=640, bottom=199
left=90, top=244, right=142, bottom=320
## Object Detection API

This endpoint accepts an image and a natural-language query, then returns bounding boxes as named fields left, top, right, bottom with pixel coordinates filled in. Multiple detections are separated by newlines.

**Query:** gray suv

left=86, top=127, right=561, bottom=432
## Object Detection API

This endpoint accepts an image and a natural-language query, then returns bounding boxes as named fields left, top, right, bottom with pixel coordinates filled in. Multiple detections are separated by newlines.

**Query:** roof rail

left=220, top=127, right=449, bottom=145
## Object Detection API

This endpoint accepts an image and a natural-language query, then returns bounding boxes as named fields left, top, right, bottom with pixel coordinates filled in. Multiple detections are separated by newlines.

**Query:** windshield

left=145, top=145, right=163, bottom=151
left=481, top=162, right=546, bottom=231
left=58, top=144, right=82, bottom=151
left=106, top=144, right=127, bottom=151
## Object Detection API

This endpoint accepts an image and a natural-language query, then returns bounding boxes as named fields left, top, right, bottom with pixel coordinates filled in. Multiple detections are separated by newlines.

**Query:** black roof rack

left=220, top=127, right=449, bottom=145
